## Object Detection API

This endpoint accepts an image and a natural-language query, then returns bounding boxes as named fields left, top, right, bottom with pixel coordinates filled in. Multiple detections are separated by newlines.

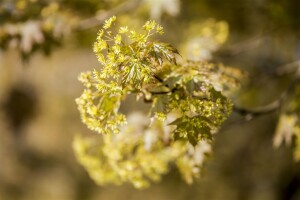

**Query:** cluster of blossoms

left=74, top=112, right=211, bottom=188
left=75, top=16, right=243, bottom=188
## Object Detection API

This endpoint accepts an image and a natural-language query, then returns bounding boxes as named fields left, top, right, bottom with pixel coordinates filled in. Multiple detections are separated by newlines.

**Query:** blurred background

left=0, top=0, right=300, bottom=199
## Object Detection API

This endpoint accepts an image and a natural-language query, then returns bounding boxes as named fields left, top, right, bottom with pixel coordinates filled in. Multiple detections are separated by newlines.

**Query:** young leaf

left=150, top=42, right=179, bottom=65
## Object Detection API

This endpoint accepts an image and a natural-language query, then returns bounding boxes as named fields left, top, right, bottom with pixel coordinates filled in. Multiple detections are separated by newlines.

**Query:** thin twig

left=233, top=99, right=281, bottom=121
left=275, top=60, right=300, bottom=76
left=233, top=78, right=300, bottom=121
left=76, top=0, right=141, bottom=30
left=219, top=35, right=265, bottom=56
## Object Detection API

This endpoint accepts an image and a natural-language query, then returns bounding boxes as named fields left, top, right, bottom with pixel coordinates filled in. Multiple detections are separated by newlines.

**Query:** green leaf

left=187, top=132, right=198, bottom=146
left=186, top=79, right=202, bottom=94
left=196, top=125, right=212, bottom=140
left=152, top=95, right=169, bottom=114
left=164, top=75, right=181, bottom=89
left=101, top=95, right=119, bottom=113
left=209, top=87, right=224, bottom=100
left=171, top=116, right=213, bottom=145
left=169, top=117, right=183, bottom=126
left=150, top=42, right=179, bottom=65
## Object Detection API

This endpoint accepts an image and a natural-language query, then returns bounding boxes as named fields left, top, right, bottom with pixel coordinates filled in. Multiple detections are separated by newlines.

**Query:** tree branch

left=76, top=0, right=141, bottom=30
left=233, top=100, right=281, bottom=121
left=275, top=60, right=300, bottom=76
left=233, top=78, right=300, bottom=121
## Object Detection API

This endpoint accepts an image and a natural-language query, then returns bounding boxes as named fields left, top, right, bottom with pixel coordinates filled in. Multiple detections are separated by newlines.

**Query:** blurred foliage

left=0, top=0, right=78, bottom=60
left=274, top=83, right=300, bottom=160
left=0, top=0, right=182, bottom=60
left=73, top=113, right=211, bottom=189
left=181, top=19, right=229, bottom=61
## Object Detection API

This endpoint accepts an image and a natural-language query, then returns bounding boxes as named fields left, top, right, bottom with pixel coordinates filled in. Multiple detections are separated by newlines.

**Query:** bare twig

left=76, top=0, right=141, bottom=30
left=233, top=99, right=281, bottom=121
left=220, top=35, right=266, bottom=56
left=275, top=60, right=300, bottom=76
left=233, top=78, right=300, bottom=121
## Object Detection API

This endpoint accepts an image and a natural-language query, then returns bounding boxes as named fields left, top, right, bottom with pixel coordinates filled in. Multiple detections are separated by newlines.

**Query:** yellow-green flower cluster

left=182, top=19, right=229, bottom=61
left=75, top=70, right=126, bottom=134
left=91, top=16, right=175, bottom=89
left=76, top=16, right=179, bottom=134
left=75, top=17, right=244, bottom=188
left=73, top=113, right=211, bottom=188
left=150, top=61, right=241, bottom=145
